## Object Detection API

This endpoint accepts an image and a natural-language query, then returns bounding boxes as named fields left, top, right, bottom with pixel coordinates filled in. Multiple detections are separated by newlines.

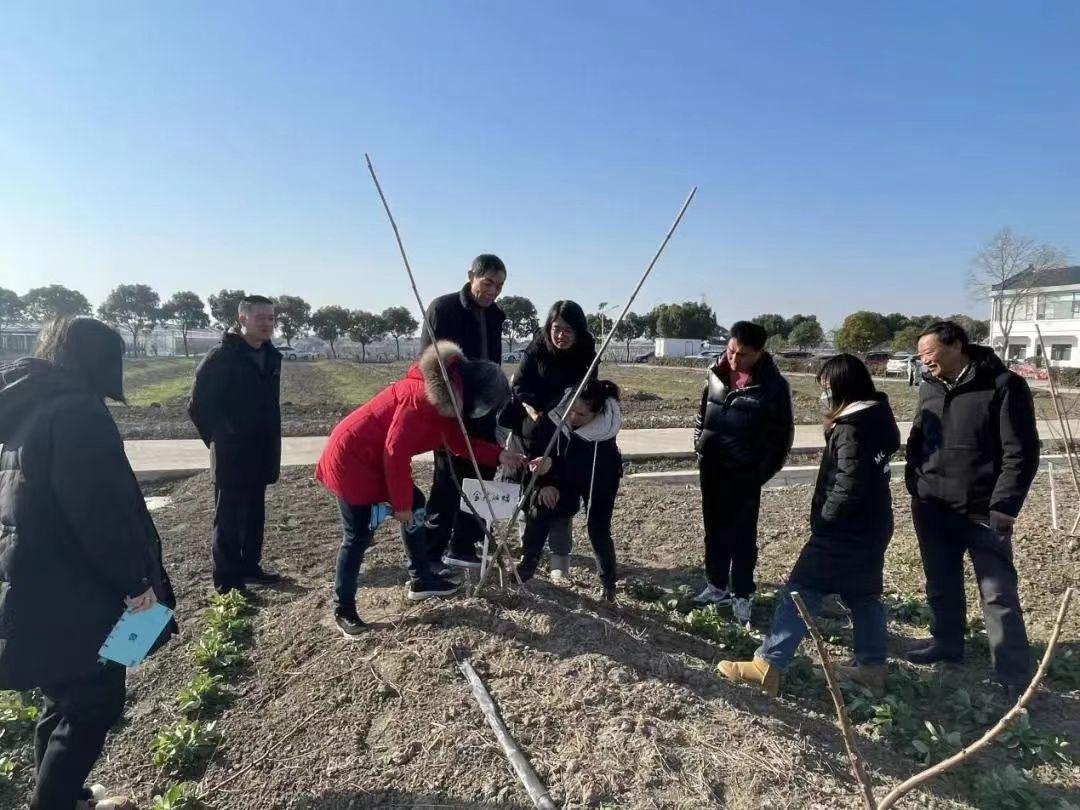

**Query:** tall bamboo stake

left=1049, top=461, right=1059, bottom=529
left=1034, top=324, right=1080, bottom=535
left=365, top=155, right=503, bottom=550
left=474, top=186, right=698, bottom=591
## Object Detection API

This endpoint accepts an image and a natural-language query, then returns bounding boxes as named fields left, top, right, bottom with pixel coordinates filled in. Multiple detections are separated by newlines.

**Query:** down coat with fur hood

left=315, top=342, right=503, bottom=511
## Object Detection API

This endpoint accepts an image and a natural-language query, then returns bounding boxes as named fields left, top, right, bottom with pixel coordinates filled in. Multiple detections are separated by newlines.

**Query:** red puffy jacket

left=315, top=342, right=502, bottom=511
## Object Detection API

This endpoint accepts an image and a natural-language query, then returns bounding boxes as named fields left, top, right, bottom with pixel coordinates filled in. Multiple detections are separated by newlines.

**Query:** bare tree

left=969, top=227, right=1069, bottom=359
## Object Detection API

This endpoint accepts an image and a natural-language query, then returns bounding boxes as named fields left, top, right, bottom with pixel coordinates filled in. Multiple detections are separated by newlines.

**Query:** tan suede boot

left=717, top=657, right=780, bottom=697
left=836, top=663, right=887, bottom=697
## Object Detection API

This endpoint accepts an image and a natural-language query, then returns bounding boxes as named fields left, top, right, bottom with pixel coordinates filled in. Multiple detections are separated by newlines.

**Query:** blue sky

left=2, top=1, right=1077, bottom=331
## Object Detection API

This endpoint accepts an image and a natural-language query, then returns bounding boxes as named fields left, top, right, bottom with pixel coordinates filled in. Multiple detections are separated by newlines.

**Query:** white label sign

left=460, top=479, right=521, bottom=523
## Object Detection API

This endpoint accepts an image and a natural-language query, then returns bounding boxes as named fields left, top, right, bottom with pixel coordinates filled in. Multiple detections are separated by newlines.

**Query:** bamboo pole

left=790, top=592, right=877, bottom=810
left=459, top=659, right=558, bottom=810
left=1034, top=325, right=1080, bottom=535
left=1049, top=461, right=1059, bottom=529
left=475, top=187, right=698, bottom=591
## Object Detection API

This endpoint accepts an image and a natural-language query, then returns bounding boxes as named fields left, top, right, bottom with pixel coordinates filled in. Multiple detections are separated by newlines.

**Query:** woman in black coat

left=719, top=354, right=900, bottom=698
left=0, top=318, right=176, bottom=810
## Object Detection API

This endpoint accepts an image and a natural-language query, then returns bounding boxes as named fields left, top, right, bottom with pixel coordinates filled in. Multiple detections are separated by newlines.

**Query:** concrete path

left=125, top=419, right=1080, bottom=480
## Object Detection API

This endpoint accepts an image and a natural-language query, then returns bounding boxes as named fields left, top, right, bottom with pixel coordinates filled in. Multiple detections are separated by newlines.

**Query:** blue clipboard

left=98, top=603, right=174, bottom=667
left=369, top=503, right=392, bottom=531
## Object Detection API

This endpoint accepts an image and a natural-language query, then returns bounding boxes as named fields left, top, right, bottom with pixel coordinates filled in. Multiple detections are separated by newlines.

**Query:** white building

left=990, top=265, right=1080, bottom=367
left=654, top=337, right=703, bottom=358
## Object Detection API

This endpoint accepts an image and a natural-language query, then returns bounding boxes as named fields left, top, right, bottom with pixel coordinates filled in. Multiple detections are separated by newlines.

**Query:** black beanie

left=458, top=359, right=510, bottom=418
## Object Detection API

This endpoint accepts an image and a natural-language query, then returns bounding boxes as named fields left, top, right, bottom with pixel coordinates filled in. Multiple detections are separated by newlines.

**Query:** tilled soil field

left=3, top=468, right=1076, bottom=809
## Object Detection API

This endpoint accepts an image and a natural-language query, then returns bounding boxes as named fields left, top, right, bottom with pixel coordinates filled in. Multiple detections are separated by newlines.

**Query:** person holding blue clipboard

left=0, top=318, right=176, bottom=810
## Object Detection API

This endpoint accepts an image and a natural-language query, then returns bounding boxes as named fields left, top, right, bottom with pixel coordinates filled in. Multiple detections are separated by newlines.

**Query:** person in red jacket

left=315, top=341, right=525, bottom=637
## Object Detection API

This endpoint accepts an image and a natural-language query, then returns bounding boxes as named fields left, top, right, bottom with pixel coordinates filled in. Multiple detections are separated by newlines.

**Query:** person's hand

left=125, top=587, right=157, bottom=614
left=393, top=510, right=414, bottom=526
left=524, top=404, right=541, bottom=422
left=539, top=486, right=560, bottom=509
left=990, top=510, right=1016, bottom=535
left=499, top=450, right=527, bottom=471
left=529, top=457, right=553, bottom=475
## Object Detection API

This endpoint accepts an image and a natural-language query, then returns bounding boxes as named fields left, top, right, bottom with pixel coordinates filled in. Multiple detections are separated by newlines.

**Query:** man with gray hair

left=189, top=295, right=283, bottom=595
left=421, top=255, right=508, bottom=570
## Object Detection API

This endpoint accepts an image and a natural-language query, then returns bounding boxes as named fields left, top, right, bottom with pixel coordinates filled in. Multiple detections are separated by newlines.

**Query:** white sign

left=460, top=479, right=521, bottom=524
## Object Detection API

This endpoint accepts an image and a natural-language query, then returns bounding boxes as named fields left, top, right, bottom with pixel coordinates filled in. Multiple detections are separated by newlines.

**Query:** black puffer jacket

left=503, top=332, right=597, bottom=446
left=694, top=352, right=794, bottom=485
left=528, top=395, right=622, bottom=519
left=905, top=345, right=1040, bottom=519
left=0, top=359, right=176, bottom=689
left=789, top=395, right=901, bottom=597
left=189, top=332, right=282, bottom=488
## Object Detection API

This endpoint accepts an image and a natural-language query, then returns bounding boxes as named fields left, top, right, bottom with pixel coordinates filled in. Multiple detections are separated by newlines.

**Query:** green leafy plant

left=150, top=720, right=220, bottom=773
left=1046, top=646, right=1080, bottom=690
left=971, top=765, right=1043, bottom=810
left=150, top=782, right=203, bottom=809
left=177, top=672, right=226, bottom=718
left=0, top=691, right=38, bottom=739
left=622, top=578, right=666, bottom=603
left=191, top=628, right=244, bottom=673
left=685, top=606, right=759, bottom=657
left=998, top=711, right=1071, bottom=765
left=781, top=655, right=823, bottom=698
left=947, top=687, right=996, bottom=731
left=203, top=604, right=251, bottom=640
left=208, top=589, right=253, bottom=616
left=884, top=592, right=933, bottom=626
left=911, top=720, right=963, bottom=765
left=0, top=755, right=16, bottom=784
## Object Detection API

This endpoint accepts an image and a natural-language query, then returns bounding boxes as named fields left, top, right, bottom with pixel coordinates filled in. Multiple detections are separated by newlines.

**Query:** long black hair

left=816, top=353, right=876, bottom=414
left=577, top=379, right=621, bottom=413
left=34, top=317, right=127, bottom=402
left=542, top=300, right=592, bottom=352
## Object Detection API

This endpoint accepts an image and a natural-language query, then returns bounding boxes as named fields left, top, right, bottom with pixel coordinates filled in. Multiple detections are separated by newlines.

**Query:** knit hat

left=458, top=359, right=510, bottom=418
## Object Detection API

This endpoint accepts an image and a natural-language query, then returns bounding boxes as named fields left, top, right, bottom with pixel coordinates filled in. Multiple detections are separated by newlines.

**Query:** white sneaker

left=550, top=569, right=570, bottom=587
left=732, top=596, right=753, bottom=625
left=692, top=584, right=732, bottom=606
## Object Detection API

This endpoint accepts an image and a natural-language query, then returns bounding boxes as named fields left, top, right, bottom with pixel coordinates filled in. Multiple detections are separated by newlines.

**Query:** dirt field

left=2, top=469, right=1075, bottom=809
left=112, top=357, right=1080, bottom=442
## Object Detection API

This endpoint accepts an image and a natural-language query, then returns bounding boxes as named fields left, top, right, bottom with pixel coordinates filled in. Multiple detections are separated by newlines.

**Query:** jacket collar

left=714, top=350, right=779, bottom=389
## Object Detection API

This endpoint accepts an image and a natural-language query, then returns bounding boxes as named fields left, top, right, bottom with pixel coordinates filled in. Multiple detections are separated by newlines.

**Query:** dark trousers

left=212, top=483, right=267, bottom=590
left=334, top=487, right=432, bottom=615
left=699, top=463, right=761, bottom=598
left=32, top=664, right=126, bottom=810
left=519, top=493, right=618, bottom=587
left=912, top=498, right=1032, bottom=686
left=426, top=450, right=496, bottom=563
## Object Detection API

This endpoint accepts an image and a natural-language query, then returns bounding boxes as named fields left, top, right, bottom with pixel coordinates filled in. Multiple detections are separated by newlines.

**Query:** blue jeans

left=756, top=585, right=887, bottom=670
left=334, top=487, right=431, bottom=615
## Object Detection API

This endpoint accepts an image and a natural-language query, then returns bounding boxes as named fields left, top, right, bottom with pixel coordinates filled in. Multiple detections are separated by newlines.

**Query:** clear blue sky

left=2, top=0, right=1077, bottom=331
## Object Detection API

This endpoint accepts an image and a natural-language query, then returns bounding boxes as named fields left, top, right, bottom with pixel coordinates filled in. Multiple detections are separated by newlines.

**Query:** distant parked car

left=778, top=350, right=813, bottom=359
left=632, top=351, right=655, bottom=364
left=695, top=350, right=720, bottom=359
left=503, top=349, right=526, bottom=364
left=280, top=346, right=317, bottom=361
left=886, top=353, right=915, bottom=376
left=864, top=350, right=891, bottom=366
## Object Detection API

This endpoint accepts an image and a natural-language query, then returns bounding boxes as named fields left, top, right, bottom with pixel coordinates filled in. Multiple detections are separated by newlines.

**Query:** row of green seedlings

left=147, top=590, right=255, bottom=810
left=622, top=579, right=1078, bottom=809
left=0, top=689, right=40, bottom=795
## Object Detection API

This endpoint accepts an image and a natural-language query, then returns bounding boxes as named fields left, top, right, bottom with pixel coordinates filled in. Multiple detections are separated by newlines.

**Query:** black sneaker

left=904, top=644, right=963, bottom=666
left=215, top=583, right=248, bottom=596
left=334, top=611, right=367, bottom=638
left=407, top=576, right=462, bottom=601
left=443, top=551, right=484, bottom=570
left=244, top=567, right=284, bottom=585
left=600, top=586, right=617, bottom=603
left=514, top=564, right=535, bottom=584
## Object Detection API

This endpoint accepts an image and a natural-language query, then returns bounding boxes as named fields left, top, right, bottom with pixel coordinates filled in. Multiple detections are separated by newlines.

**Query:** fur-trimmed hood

left=418, top=340, right=467, bottom=417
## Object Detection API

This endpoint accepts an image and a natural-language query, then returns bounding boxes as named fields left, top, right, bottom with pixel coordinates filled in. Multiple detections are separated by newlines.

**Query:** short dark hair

left=469, top=254, right=507, bottom=279
left=239, top=295, right=275, bottom=318
left=919, top=320, right=969, bottom=351
left=729, top=320, right=767, bottom=351
left=34, top=317, right=127, bottom=401
left=543, top=300, right=591, bottom=349
left=817, top=353, right=876, bottom=411
left=578, top=379, right=621, bottom=412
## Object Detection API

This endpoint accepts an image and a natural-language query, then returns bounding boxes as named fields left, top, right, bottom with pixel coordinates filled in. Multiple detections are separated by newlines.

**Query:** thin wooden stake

left=790, top=592, right=877, bottom=810
left=1034, top=324, right=1080, bottom=534
left=475, top=186, right=698, bottom=591
left=459, top=659, right=558, bottom=810
left=877, top=587, right=1074, bottom=810
left=1049, top=462, right=1059, bottom=530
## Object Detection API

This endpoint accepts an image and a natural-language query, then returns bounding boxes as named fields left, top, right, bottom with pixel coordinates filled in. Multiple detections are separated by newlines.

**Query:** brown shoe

left=836, top=663, right=887, bottom=697
left=717, top=657, right=780, bottom=697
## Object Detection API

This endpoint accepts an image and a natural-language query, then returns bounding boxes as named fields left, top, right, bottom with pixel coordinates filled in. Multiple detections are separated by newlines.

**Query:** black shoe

left=514, top=564, right=535, bottom=584
left=407, top=575, right=461, bottom=601
left=904, top=643, right=963, bottom=666
left=215, top=583, right=249, bottom=596
left=244, top=567, right=284, bottom=585
left=334, top=611, right=367, bottom=638
left=600, top=586, right=617, bottom=603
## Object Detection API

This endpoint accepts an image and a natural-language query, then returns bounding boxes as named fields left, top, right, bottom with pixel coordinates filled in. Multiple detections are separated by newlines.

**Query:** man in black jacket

left=693, top=321, right=794, bottom=624
left=905, top=321, right=1040, bottom=695
left=189, top=295, right=283, bottom=594
left=0, top=318, right=175, bottom=810
left=420, top=254, right=507, bottom=569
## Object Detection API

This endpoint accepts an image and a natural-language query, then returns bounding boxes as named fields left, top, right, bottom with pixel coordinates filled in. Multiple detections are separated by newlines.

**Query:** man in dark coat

left=420, top=254, right=508, bottom=569
left=189, top=294, right=283, bottom=594
left=693, top=320, right=794, bottom=623
left=905, top=321, right=1040, bottom=697
left=0, top=317, right=176, bottom=810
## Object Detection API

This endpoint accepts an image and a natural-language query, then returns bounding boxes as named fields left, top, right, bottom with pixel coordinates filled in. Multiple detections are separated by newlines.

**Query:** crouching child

left=515, top=380, right=623, bottom=601
left=719, top=354, right=900, bottom=696
left=315, top=341, right=525, bottom=637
